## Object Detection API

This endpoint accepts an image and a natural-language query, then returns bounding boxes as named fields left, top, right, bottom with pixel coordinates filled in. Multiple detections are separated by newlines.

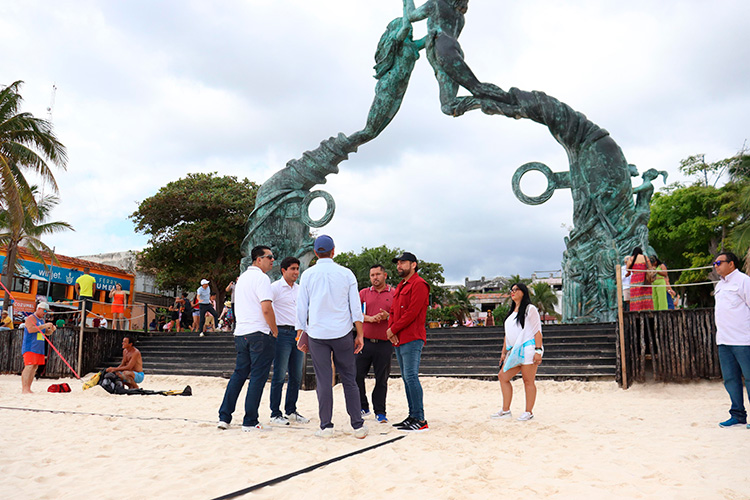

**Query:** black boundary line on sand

left=210, top=435, right=406, bottom=500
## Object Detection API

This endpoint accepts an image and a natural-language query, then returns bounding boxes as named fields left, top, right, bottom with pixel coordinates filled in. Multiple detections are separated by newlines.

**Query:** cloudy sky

left=2, top=0, right=749, bottom=284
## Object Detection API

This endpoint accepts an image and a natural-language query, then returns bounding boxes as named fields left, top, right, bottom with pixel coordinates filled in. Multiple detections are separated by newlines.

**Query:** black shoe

left=392, top=417, right=412, bottom=428
left=398, top=419, right=429, bottom=432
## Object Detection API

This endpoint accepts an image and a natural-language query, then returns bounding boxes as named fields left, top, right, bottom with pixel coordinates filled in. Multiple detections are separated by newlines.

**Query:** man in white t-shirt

left=217, top=245, right=278, bottom=431
left=712, top=251, right=750, bottom=429
left=268, top=256, right=310, bottom=425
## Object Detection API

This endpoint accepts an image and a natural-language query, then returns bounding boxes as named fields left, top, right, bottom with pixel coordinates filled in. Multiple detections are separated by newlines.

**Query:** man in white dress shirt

left=269, top=256, right=310, bottom=425
left=217, top=245, right=278, bottom=431
left=296, top=235, right=368, bottom=439
left=712, top=251, right=750, bottom=429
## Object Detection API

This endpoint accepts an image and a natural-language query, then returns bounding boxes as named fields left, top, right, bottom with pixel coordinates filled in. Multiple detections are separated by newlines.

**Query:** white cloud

left=3, top=0, right=749, bottom=283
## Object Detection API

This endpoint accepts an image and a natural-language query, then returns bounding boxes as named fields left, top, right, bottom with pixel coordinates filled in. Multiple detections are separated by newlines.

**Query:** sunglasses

left=260, top=254, right=275, bottom=260
left=713, top=260, right=727, bottom=266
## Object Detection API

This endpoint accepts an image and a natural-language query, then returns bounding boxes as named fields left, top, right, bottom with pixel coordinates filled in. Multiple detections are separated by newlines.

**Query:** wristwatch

left=535, top=346, right=544, bottom=355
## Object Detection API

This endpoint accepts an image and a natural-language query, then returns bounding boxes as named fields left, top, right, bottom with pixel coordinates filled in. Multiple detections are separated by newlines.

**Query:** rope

left=41, top=333, right=80, bottom=379
left=627, top=281, right=718, bottom=288
left=210, top=435, right=406, bottom=500
left=0, top=405, right=214, bottom=424
left=627, top=265, right=714, bottom=273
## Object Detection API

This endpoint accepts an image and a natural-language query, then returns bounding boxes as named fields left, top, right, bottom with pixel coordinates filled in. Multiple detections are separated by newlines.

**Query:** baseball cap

left=37, top=302, right=50, bottom=311
left=392, top=252, right=417, bottom=264
left=200, top=279, right=210, bottom=285
left=314, top=235, right=335, bottom=253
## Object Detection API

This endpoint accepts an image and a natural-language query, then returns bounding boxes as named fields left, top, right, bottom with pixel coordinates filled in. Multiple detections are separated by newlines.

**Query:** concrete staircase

left=102, top=323, right=617, bottom=380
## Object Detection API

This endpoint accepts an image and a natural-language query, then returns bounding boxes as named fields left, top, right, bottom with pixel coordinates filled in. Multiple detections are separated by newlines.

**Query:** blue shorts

left=133, top=371, right=144, bottom=384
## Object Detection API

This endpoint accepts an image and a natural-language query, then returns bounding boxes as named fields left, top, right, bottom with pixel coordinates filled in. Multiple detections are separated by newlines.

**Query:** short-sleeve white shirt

left=503, top=304, right=542, bottom=348
left=234, top=266, right=273, bottom=336
left=271, top=278, right=298, bottom=326
left=714, top=269, right=750, bottom=345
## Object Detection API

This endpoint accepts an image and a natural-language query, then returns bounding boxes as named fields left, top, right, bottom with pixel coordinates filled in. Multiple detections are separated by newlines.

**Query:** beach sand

left=0, top=374, right=747, bottom=499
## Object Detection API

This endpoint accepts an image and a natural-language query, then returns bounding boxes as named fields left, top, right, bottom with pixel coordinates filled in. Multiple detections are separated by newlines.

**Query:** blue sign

left=0, top=255, right=131, bottom=292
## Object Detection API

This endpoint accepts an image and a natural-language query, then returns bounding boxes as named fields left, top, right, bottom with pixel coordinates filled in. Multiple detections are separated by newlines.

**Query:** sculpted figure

left=403, top=0, right=510, bottom=116
left=633, top=168, right=668, bottom=213
left=348, top=15, right=425, bottom=146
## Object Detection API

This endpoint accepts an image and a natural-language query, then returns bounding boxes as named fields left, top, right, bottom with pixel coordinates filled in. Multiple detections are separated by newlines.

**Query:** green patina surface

left=242, top=0, right=661, bottom=322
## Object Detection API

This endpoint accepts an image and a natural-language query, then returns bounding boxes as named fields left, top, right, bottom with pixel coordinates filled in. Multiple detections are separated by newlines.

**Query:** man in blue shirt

left=296, top=235, right=368, bottom=439
left=21, top=302, right=56, bottom=393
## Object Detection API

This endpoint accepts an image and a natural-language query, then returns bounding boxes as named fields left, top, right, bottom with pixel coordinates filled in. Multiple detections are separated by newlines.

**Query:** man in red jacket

left=386, top=251, right=430, bottom=431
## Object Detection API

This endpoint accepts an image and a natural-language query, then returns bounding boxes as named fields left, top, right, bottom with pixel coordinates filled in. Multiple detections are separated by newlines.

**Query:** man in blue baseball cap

left=296, top=235, right=368, bottom=439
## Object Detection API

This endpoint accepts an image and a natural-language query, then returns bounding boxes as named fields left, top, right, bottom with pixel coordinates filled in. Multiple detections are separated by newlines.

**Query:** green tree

left=530, top=282, right=560, bottom=322
left=648, top=150, right=750, bottom=305
left=447, top=286, right=474, bottom=323
left=0, top=186, right=73, bottom=280
left=498, top=274, right=531, bottom=306
left=1, top=81, right=68, bottom=311
left=492, top=303, right=511, bottom=325
left=333, top=245, right=446, bottom=303
left=131, top=172, right=259, bottom=304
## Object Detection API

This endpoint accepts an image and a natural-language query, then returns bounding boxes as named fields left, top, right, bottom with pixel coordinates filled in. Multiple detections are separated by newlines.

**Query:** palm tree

left=499, top=274, right=532, bottom=306
left=0, top=185, right=73, bottom=287
left=1, top=80, right=68, bottom=310
left=530, top=282, right=561, bottom=323
left=449, top=286, right=474, bottom=323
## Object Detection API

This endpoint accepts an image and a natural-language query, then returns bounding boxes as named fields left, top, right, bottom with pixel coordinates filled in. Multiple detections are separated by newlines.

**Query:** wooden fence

left=617, top=308, right=720, bottom=388
left=0, top=327, right=125, bottom=378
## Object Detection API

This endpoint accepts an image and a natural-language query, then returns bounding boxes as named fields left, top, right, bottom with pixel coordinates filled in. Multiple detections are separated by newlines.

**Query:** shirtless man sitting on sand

left=106, top=335, right=144, bottom=389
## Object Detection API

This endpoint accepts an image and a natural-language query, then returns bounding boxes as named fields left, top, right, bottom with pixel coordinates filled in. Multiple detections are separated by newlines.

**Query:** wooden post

left=143, top=303, right=148, bottom=334
left=615, top=264, right=628, bottom=389
left=77, top=299, right=85, bottom=375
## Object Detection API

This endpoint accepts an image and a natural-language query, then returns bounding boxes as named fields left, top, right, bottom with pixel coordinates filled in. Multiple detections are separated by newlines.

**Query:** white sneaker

left=490, top=410, right=512, bottom=419
left=286, top=412, right=310, bottom=424
left=217, top=421, right=229, bottom=430
left=270, top=415, right=290, bottom=426
left=517, top=411, right=534, bottom=421
left=315, top=427, right=335, bottom=438
left=242, top=423, right=265, bottom=432
left=353, top=424, right=369, bottom=439
left=199, top=333, right=205, bottom=337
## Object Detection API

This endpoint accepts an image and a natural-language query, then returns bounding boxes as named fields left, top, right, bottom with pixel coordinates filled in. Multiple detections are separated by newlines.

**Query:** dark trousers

left=199, top=303, right=219, bottom=333
left=218, top=332, right=276, bottom=426
left=308, top=332, right=364, bottom=430
left=355, top=338, right=393, bottom=415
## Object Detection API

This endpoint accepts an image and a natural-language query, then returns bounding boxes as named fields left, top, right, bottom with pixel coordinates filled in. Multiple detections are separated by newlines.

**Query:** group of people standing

left=217, top=235, right=431, bottom=438
left=624, top=247, right=677, bottom=311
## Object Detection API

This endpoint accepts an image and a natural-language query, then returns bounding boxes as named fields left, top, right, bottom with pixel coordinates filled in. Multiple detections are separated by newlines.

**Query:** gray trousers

left=308, top=332, right=364, bottom=430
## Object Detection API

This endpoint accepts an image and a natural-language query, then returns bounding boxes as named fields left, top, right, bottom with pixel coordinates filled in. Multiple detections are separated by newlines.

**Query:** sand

left=0, top=373, right=747, bottom=499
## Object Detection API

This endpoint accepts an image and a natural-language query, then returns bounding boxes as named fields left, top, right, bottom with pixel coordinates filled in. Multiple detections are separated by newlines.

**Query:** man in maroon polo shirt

left=387, top=251, right=430, bottom=432
left=356, top=264, right=396, bottom=423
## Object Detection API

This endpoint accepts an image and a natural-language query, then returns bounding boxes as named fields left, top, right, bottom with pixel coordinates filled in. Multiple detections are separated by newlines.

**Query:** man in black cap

left=387, top=251, right=430, bottom=431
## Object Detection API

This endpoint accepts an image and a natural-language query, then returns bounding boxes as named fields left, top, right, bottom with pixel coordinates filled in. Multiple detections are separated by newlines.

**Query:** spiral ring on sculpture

left=511, top=162, right=557, bottom=205
left=301, top=190, right=336, bottom=228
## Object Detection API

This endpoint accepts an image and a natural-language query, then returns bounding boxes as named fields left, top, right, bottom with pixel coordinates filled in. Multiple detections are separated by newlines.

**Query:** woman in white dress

left=491, top=282, right=544, bottom=421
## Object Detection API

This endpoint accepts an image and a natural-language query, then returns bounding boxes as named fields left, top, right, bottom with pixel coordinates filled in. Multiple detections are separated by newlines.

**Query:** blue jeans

left=395, top=339, right=425, bottom=421
left=218, top=332, right=276, bottom=426
left=718, top=344, right=750, bottom=422
left=269, top=326, right=304, bottom=417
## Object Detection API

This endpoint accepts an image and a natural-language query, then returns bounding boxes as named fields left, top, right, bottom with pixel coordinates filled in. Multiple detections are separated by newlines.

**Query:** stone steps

left=97, top=322, right=617, bottom=380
